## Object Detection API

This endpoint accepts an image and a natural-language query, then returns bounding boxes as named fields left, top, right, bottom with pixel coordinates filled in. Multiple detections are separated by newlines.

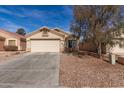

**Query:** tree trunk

left=97, top=43, right=102, bottom=58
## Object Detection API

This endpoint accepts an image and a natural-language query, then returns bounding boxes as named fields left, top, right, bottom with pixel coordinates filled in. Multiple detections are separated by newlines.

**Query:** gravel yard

left=0, top=51, right=27, bottom=63
left=59, top=53, right=124, bottom=88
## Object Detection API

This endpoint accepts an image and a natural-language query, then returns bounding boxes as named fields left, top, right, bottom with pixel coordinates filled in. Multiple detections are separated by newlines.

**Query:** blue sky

left=0, top=5, right=73, bottom=33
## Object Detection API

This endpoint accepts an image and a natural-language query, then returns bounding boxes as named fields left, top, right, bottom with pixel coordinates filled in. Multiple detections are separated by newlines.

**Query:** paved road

left=0, top=52, right=60, bottom=88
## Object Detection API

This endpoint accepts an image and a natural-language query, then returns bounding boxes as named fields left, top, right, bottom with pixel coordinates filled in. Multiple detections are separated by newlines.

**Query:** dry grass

left=59, top=53, right=124, bottom=88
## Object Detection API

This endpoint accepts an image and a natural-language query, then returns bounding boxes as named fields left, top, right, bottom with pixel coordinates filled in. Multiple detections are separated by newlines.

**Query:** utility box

left=109, top=53, right=116, bottom=65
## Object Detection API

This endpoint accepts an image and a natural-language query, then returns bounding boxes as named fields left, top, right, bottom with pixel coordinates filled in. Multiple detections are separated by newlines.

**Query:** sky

left=0, top=5, right=73, bottom=33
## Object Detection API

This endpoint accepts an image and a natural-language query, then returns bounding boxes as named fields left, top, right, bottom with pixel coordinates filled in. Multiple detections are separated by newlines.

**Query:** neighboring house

left=26, top=26, right=79, bottom=52
left=110, top=28, right=124, bottom=55
left=0, top=29, right=26, bottom=51
left=79, top=28, right=124, bottom=55
left=111, top=40, right=124, bottom=55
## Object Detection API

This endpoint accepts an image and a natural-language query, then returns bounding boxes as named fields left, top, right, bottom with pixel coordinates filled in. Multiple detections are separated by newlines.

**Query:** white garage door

left=31, top=40, right=60, bottom=52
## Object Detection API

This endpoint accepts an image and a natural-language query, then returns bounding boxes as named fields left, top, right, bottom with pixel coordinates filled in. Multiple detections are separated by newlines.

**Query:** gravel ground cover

left=59, top=53, right=124, bottom=88
left=0, top=51, right=27, bottom=63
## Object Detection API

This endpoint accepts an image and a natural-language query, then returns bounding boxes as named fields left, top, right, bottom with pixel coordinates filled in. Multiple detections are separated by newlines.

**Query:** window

left=68, top=40, right=77, bottom=48
left=8, top=40, right=16, bottom=46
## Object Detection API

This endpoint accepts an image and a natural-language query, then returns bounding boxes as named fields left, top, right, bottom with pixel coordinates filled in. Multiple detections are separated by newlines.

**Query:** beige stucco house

left=26, top=27, right=79, bottom=52
left=0, top=29, right=26, bottom=51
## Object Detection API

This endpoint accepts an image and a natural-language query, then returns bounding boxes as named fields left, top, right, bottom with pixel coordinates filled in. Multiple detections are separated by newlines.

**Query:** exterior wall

left=60, top=40, right=65, bottom=52
left=106, top=39, right=124, bottom=55
left=5, top=38, right=20, bottom=50
left=79, top=41, right=124, bottom=55
left=0, top=31, right=20, bottom=50
left=79, top=42, right=97, bottom=53
left=0, top=40, right=5, bottom=51
left=109, top=28, right=124, bottom=55
left=26, top=40, right=31, bottom=51
left=79, top=42, right=106, bottom=54
left=5, top=38, right=18, bottom=46
left=110, top=44, right=124, bottom=55
left=20, top=41, right=26, bottom=51
left=26, top=31, right=66, bottom=52
left=27, top=31, right=64, bottom=40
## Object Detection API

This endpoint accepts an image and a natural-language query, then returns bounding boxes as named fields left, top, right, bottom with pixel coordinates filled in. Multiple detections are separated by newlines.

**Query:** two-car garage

left=30, top=39, right=60, bottom=52
left=26, top=27, right=69, bottom=53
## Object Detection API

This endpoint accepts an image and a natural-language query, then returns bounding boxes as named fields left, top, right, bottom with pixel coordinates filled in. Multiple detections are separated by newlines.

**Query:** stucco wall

left=20, top=41, right=26, bottom=51
left=0, top=31, right=20, bottom=50
left=79, top=42, right=97, bottom=53
left=27, top=31, right=64, bottom=40
left=79, top=42, right=106, bottom=54
left=0, top=40, right=5, bottom=51
left=111, top=45, right=124, bottom=55
left=26, top=30, right=66, bottom=52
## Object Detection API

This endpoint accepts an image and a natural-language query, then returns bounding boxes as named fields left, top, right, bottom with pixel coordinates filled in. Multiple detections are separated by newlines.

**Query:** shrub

left=0, top=36, right=5, bottom=41
left=4, top=45, right=18, bottom=51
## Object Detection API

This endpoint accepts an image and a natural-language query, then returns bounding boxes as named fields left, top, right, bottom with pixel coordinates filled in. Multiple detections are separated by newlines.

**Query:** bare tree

left=70, top=5, right=123, bottom=58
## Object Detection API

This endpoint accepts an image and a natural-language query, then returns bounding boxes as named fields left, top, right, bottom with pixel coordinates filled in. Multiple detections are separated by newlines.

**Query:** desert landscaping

left=0, top=51, right=27, bottom=64
left=0, top=5, right=124, bottom=88
left=59, top=53, right=124, bottom=87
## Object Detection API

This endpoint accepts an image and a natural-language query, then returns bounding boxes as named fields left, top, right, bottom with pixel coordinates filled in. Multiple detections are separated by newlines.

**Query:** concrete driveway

left=0, top=52, right=60, bottom=88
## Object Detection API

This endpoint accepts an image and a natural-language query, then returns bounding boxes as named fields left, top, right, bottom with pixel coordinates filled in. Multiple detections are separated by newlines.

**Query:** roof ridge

left=26, top=26, right=70, bottom=38
left=26, top=26, right=50, bottom=37
left=53, top=27, right=70, bottom=35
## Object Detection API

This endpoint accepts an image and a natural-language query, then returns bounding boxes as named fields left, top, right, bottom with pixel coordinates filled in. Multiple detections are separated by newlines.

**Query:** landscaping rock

left=60, top=53, right=124, bottom=87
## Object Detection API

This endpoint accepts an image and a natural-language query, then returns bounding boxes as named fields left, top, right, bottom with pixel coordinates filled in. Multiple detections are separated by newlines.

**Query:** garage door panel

left=31, top=40, right=60, bottom=52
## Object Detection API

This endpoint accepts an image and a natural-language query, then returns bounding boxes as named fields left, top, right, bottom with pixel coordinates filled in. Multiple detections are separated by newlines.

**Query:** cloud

left=19, top=6, right=73, bottom=20
left=0, top=7, right=25, bottom=17
left=0, top=17, right=27, bottom=32
left=0, top=8, right=12, bottom=14
left=0, top=6, right=73, bottom=20
left=0, top=6, right=73, bottom=32
left=0, top=6, right=42, bottom=19
left=16, top=7, right=43, bottom=18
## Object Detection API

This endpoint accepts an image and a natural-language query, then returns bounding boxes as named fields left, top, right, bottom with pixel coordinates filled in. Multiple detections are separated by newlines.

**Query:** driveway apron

left=0, top=52, right=60, bottom=88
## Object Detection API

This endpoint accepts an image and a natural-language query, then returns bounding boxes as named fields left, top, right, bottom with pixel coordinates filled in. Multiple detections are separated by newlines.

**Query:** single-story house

left=26, top=26, right=79, bottom=52
left=0, top=29, right=26, bottom=51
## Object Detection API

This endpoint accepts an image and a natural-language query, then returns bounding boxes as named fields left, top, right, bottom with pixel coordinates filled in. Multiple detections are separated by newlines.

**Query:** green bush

left=4, top=45, right=18, bottom=51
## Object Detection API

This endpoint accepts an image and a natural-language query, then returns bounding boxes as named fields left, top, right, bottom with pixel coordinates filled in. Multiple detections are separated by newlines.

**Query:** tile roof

left=0, top=29, right=25, bottom=39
